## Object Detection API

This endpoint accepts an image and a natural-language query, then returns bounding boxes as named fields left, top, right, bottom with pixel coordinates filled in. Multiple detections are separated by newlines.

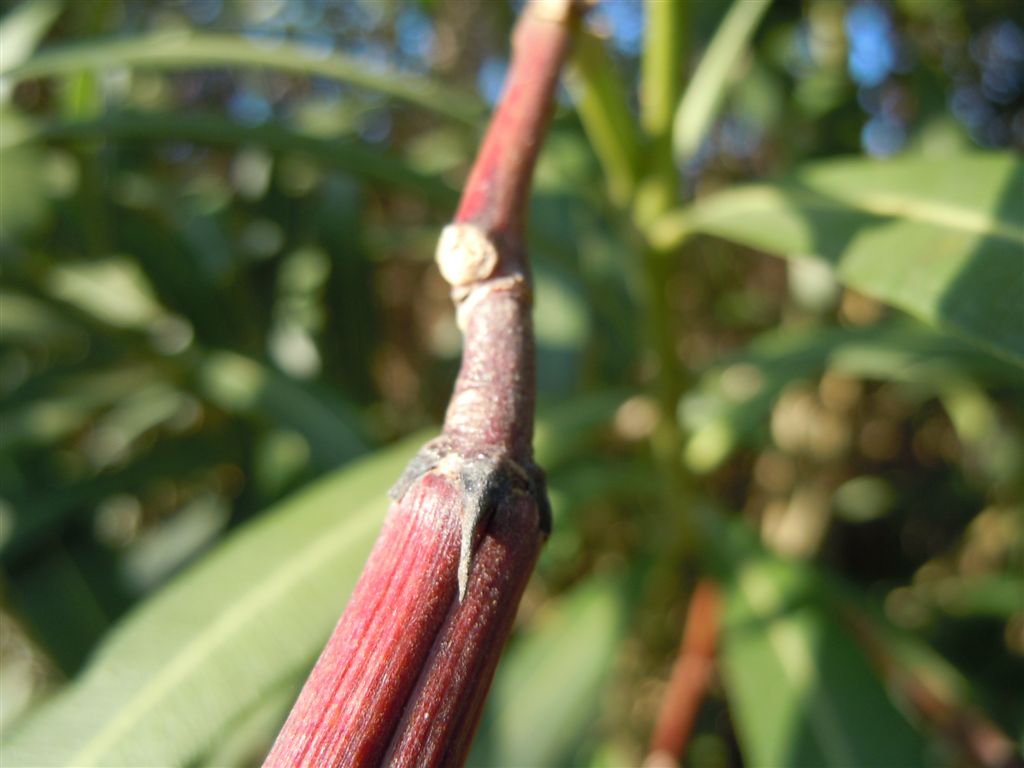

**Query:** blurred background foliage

left=0, top=0, right=1021, bottom=765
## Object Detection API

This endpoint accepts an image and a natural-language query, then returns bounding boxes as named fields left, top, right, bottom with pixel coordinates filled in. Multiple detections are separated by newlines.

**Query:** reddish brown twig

left=263, top=2, right=581, bottom=766
left=645, top=580, right=721, bottom=768
left=845, top=609, right=1022, bottom=768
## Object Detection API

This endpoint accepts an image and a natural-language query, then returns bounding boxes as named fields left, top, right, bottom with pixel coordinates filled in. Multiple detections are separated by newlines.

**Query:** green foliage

left=14, top=111, right=459, bottom=203
left=673, top=0, right=772, bottom=164
left=715, top=528, right=926, bottom=767
left=653, top=153, right=1024, bottom=365
left=1, top=30, right=482, bottom=123
left=3, top=435, right=417, bottom=766
left=568, top=32, right=641, bottom=206
left=681, top=322, right=1024, bottom=473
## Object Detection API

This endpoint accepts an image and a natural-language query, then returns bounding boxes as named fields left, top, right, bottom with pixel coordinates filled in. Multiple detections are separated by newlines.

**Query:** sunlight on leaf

left=1, top=393, right=620, bottom=766
left=714, top=525, right=927, bottom=767
left=568, top=31, right=641, bottom=206
left=654, top=153, right=1024, bottom=365
left=680, top=322, right=1023, bottom=473
left=0, top=0, right=62, bottom=100
left=1, top=436, right=420, bottom=766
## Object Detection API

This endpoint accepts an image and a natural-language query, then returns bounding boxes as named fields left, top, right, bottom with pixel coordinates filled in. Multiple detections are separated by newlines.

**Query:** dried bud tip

left=436, top=223, right=499, bottom=288
left=525, top=0, right=593, bottom=24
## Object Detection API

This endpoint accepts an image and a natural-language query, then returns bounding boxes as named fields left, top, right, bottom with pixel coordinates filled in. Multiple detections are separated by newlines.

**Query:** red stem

left=441, top=2, right=574, bottom=461
left=646, top=580, right=721, bottom=767
left=456, top=8, right=569, bottom=239
left=264, top=3, right=581, bottom=765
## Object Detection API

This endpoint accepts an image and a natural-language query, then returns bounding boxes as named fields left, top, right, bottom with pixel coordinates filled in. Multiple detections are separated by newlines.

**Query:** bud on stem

left=264, top=2, right=582, bottom=765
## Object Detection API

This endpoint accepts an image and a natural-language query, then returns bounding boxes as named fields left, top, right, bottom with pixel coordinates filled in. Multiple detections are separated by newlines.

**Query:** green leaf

left=0, top=363, right=162, bottom=452
left=0, top=0, right=63, bottom=98
left=197, top=678, right=299, bottom=768
left=2, top=433, right=227, bottom=564
left=638, top=0, right=686, bottom=222
left=3, top=541, right=117, bottom=675
left=466, top=571, right=633, bottom=768
left=672, top=0, right=772, bottom=164
left=813, top=564, right=1015, bottom=759
left=640, top=0, right=685, bottom=141
left=0, top=289, right=84, bottom=345
left=920, top=573, right=1024, bottom=620
left=194, top=350, right=368, bottom=471
left=720, top=550, right=927, bottom=767
left=1, top=394, right=619, bottom=766
left=1, top=435, right=421, bottom=766
left=4, top=111, right=457, bottom=204
left=652, top=153, right=1024, bottom=365
left=533, top=390, right=632, bottom=469
left=568, top=31, right=641, bottom=207
left=680, top=321, right=1024, bottom=472
left=0, top=109, right=49, bottom=239
left=45, top=256, right=165, bottom=329
left=1, top=30, right=482, bottom=123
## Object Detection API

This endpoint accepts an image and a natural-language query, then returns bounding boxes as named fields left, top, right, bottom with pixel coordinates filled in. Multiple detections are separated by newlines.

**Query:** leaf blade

left=1, top=30, right=481, bottom=123
left=680, top=321, right=1024, bottom=473
left=568, top=31, right=641, bottom=207
left=652, top=153, right=1024, bottom=365
left=1, top=435, right=423, bottom=766
left=672, top=0, right=772, bottom=164
left=1, top=392, right=621, bottom=766
left=712, top=523, right=928, bottom=768
left=4, top=111, right=458, bottom=204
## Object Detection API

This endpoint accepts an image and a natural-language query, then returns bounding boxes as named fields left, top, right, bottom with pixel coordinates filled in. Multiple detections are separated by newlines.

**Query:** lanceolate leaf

left=672, top=0, right=772, bottom=164
left=680, top=322, right=1024, bottom=472
left=3, top=111, right=458, bottom=205
left=699, top=513, right=928, bottom=768
left=2, top=395, right=621, bottom=766
left=0, top=30, right=482, bottom=123
left=651, top=153, right=1024, bottom=365
left=1, top=435, right=421, bottom=766
left=568, top=31, right=641, bottom=206
left=195, top=350, right=368, bottom=471
left=0, top=0, right=63, bottom=97
left=721, top=554, right=926, bottom=768
left=197, top=679, right=301, bottom=768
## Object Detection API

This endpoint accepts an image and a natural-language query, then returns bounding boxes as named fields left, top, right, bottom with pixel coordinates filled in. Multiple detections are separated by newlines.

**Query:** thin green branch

left=638, top=0, right=687, bottom=225
left=637, top=1, right=690, bottom=477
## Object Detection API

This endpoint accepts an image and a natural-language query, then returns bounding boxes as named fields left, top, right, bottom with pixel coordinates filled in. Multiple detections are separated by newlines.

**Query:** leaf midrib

left=65, top=497, right=384, bottom=765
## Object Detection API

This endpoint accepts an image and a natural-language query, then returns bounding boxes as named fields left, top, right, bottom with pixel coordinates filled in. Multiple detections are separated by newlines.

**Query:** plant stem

left=639, top=0, right=687, bottom=222
left=263, top=3, right=581, bottom=765
left=645, top=580, right=721, bottom=767
left=638, top=0, right=690, bottom=447
left=637, top=0, right=695, bottom=555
